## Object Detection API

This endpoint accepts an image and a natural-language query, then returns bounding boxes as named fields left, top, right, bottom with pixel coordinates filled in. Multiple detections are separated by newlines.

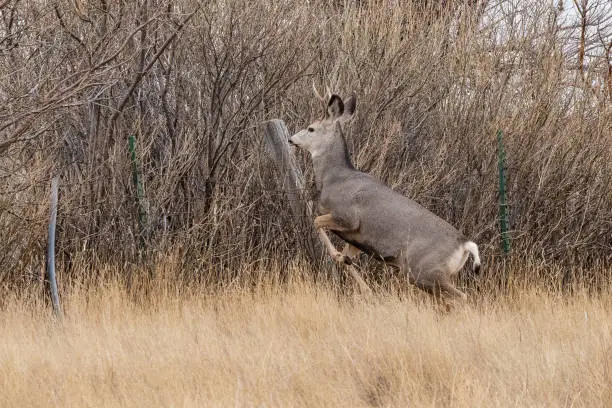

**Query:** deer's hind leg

left=438, top=278, right=467, bottom=302
left=404, top=263, right=467, bottom=303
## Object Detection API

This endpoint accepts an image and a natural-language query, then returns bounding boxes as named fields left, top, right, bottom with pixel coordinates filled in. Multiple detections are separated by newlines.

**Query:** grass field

left=1, top=274, right=611, bottom=407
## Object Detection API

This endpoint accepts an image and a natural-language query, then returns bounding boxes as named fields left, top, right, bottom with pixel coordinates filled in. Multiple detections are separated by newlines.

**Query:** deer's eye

left=307, top=127, right=314, bottom=132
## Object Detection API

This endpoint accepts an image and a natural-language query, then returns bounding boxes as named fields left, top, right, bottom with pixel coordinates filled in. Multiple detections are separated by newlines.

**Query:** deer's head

left=289, top=94, right=356, bottom=158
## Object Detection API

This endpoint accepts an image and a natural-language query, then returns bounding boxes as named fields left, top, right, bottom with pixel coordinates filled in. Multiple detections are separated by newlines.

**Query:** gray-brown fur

left=290, top=94, right=481, bottom=301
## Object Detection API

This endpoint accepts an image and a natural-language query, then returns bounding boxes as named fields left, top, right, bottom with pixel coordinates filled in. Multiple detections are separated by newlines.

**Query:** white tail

left=464, top=241, right=481, bottom=274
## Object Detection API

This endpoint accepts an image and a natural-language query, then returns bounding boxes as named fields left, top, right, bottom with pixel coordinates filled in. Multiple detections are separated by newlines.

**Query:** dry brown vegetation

left=1, top=1, right=611, bottom=405
left=1, top=0, right=610, bottom=289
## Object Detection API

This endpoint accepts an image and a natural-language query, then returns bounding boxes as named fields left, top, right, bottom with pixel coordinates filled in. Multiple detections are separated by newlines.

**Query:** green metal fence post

left=128, top=135, right=146, bottom=249
left=497, top=130, right=511, bottom=255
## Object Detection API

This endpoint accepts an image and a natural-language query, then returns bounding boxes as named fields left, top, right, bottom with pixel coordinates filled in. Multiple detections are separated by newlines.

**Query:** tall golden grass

left=1, top=263, right=611, bottom=407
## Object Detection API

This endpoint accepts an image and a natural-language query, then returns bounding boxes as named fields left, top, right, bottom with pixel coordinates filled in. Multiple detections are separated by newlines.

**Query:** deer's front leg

left=315, top=214, right=357, bottom=265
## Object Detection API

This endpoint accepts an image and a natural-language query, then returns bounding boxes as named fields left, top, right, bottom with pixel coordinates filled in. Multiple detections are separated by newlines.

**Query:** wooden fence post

left=263, top=119, right=321, bottom=261
left=262, top=119, right=371, bottom=294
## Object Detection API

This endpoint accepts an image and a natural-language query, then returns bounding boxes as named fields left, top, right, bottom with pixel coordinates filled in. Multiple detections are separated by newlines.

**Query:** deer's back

left=320, top=170, right=465, bottom=262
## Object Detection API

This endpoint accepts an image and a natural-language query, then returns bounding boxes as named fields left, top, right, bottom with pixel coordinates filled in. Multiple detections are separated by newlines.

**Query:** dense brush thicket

left=1, top=0, right=610, bottom=288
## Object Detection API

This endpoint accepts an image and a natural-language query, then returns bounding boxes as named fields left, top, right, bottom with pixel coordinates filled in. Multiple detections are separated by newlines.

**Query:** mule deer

left=289, top=94, right=481, bottom=301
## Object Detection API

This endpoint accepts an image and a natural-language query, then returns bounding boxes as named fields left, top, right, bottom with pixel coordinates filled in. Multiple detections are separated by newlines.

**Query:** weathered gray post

left=263, top=119, right=371, bottom=294
left=263, top=119, right=320, bottom=260
left=46, top=176, right=62, bottom=317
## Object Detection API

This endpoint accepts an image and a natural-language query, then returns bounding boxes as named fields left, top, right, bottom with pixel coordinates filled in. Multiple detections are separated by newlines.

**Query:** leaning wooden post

left=46, top=176, right=62, bottom=318
left=263, top=119, right=371, bottom=294
left=263, top=119, right=320, bottom=260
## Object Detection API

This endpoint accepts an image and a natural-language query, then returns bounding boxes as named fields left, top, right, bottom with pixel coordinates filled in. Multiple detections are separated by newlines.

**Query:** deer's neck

left=311, top=135, right=354, bottom=192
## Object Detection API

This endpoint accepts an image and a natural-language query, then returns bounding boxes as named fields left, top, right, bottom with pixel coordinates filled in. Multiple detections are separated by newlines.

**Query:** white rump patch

left=447, top=245, right=470, bottom=275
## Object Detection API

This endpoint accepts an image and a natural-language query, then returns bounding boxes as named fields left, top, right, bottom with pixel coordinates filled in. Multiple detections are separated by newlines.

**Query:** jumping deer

left=289, top=93, right=481, bottom=301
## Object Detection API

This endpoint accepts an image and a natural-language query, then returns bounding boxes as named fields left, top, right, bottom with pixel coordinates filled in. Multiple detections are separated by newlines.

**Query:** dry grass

left=1, top=1, right=610, bottom=286
left=2, top=271, right=611, bottom=407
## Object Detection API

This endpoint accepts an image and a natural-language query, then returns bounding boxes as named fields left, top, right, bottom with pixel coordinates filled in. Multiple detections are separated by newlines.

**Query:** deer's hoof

left=333, top=253, right=352, bottom=265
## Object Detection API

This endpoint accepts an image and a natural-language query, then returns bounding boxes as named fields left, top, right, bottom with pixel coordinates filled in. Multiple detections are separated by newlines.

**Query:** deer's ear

left=327, top=95, right=344, bottom=118
left=343, top=94, right=356, bottom=118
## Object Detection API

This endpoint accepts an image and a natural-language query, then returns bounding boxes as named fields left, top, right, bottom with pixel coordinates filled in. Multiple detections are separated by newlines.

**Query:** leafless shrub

left=0, top=0, right=610, bottom=290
